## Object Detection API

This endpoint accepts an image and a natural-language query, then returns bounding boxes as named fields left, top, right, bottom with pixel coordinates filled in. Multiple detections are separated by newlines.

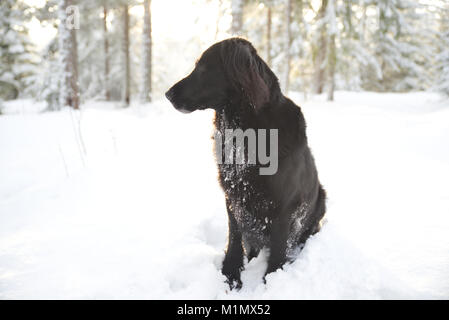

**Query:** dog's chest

left=215, top=109, right=275, bottom=244
left=228, top=197, right=272, bottom=249
left=219, top=164, right=274, bottom=243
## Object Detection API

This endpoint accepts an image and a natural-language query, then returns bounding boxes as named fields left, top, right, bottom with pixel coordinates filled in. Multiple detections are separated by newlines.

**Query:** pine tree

left=40, top=39, right=60, bottom=110
left=68, top=0, right=138, bottom=103
left=0, top=0, right=39, bottom=100
left=35, top=0, right=60, bottom=110
left=75, top=0, right=123, bottom=102
left=435, top=3, right=449, bottom=96
left=337, top=0, right=381, bottom=91
left=371, top=0, right=429, bottom=91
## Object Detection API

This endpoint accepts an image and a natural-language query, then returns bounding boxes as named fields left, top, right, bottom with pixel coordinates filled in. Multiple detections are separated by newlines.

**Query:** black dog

left=166, top=38, right=326, bottom=288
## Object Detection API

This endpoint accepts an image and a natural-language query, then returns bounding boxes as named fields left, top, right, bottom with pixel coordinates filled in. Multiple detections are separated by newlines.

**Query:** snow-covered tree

left=288, top=0, right=310, bottom=96
left=282, top=0, right=292, bottom=93
left=312, top=0, right=328, bottom=94
left=140, top=0, right=152, bottom=103
left=74, top=0, right=133, bottom=103
left=97, top=0, right=139, bottom=103
left=245, top=0, right=309, bottom=94
left=231, top=0, right=244, bottom=35
left=310, top=0, right=338, bottom=99
left=266, top=1, right=272, bottom=67
left=326, top=0, right=337, bottom=101
left=58, top=0, right=79, bottom=109
left=0, top=0, right=39, bottom=99
left=435, top=33, right=449, bottom=96
left=103, top=2, right=110, bottom=101
left=32, top=0, right=59, bottom=110
left=74, top=0, right=116, bottom=102
left=368, top=0, right=430, bottom=91
left=245, top=0, right=279, bottom=80
left=435, top=3, right=449, bottom=96
left=40, top=39, right=60, bottom=110
left=122, top=3, right=130, bottom=106
left=337, top=0, right=381, bottom=91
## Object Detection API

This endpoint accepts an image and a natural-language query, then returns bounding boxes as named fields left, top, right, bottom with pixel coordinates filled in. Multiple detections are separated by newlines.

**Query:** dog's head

left=165, top=38, right=275, bottom=113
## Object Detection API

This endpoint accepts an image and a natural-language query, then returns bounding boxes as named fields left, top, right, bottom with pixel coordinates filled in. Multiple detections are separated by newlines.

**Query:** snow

left=1, top=91, right=448, bottom=299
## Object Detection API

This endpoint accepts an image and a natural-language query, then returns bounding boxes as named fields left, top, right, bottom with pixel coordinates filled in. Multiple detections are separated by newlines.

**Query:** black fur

left=166, top=38, right=326, bottom=289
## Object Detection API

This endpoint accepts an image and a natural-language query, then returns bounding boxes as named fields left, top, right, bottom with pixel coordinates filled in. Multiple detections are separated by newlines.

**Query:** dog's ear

left=222, top=40, right=269, bottom=110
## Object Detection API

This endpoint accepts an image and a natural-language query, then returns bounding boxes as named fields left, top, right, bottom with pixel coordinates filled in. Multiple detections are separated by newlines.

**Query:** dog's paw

left=222, top=268, right=242, bottom=291
left=225, top=277, right=242, bottom=291
left=264, top=263, right=285, bottom=281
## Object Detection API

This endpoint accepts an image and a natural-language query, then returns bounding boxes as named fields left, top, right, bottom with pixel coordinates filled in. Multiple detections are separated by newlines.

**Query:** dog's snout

left=165, top=88, right=175, bottom=102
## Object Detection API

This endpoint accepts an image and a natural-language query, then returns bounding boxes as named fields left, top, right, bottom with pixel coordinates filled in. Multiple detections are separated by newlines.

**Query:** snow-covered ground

left=1, top=91, right=448, bottom=299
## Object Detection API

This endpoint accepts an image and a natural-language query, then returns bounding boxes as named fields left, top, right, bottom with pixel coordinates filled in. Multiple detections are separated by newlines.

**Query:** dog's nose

left=165, top=89, right=175, bottom=102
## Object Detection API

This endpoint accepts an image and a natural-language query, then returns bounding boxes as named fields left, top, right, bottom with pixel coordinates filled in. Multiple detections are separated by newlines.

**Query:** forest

left=1, top=0, right=448, bottom=111
left=1, top=0, right=449, bottom=300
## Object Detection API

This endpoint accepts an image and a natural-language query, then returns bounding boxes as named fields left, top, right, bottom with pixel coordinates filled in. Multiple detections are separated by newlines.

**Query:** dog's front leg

left=265, top=216, right=289, bottom=278
left=222, top=200, right=244, bottom=289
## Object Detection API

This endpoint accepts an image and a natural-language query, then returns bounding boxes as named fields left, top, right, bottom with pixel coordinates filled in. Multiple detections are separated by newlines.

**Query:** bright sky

left=25, top=0, right=56, bottom=50
left=24, top=0, right=232, bottom=51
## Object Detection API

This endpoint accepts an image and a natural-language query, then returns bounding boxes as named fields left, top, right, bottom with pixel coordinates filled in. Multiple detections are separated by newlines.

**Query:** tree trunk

left=103, top=4, right=110, bottom=101
left=266, top=5, right=272, bottom=67
left=122, top=4, right=130, bottom=106
left=231, top=0, right=244, bottom=35
left=283, top=0, right=292, bottom=93
left=327, top=33, right=336, bottom=101
left=360, top=3, right=367, bottom=43
left=141, top=0, right=152, bottom=103
left=327, top=0, right=336, bottom=101
left=58, top=0, right=69, bottom=109
left=58, top=0, right=79, bottom=109
left=70, top=22, right=79, bottom=109
left=313, top=0, right=328, bottom=94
